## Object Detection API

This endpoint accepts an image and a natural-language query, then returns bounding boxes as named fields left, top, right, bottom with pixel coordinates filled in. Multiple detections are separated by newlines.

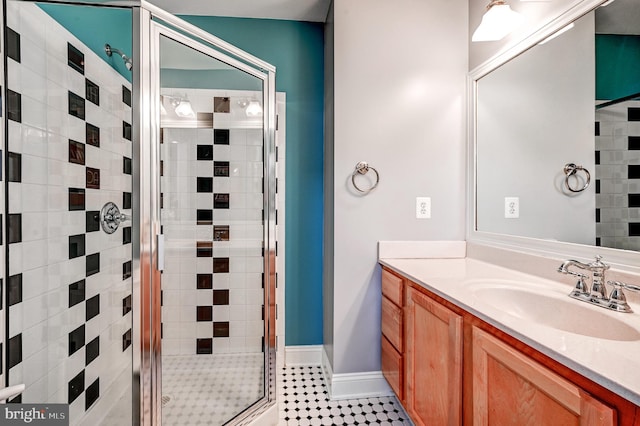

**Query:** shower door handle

left=157, top=234, right=165, bottom=272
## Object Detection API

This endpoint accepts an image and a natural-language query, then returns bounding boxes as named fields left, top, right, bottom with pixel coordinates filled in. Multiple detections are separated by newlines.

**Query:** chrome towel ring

left=563, top=163, right=591, bottom=193
left=351, top=161, right=379, bottom=194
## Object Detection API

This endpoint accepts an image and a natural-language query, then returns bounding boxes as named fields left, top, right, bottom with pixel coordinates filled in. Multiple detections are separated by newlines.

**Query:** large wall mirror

left=469, top=0, right=640, bottom=270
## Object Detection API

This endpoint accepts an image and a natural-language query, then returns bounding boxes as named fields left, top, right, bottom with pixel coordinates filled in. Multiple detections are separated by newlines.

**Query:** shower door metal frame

left=135, top=2, right=278, bottom=424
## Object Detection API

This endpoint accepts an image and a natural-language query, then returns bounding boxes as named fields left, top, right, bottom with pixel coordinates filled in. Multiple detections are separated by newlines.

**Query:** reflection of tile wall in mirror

left=214, top=225, right=229, bottom=241
left=214, top=97, right=230, bottom=113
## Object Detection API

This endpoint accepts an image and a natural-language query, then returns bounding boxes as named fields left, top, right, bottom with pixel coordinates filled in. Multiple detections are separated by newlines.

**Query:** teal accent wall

left=38, top=3, right=133, bottom=81
left=179, top=16, right=325, bottom=346
left=596, top=34, right=640, bottom=101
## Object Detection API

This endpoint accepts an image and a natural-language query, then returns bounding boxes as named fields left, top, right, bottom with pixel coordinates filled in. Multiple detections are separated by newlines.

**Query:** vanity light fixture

left=472, top=0, right=523, bottom=42
left=245, top=100, right=263, bottom=117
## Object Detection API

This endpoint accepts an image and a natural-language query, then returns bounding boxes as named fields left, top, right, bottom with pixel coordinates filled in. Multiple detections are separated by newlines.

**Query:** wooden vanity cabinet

left=380, top=266, right=640, bottom=426
left=381, top=269, right=405, bottom=400
left=405, top=285, right=463, bottom=425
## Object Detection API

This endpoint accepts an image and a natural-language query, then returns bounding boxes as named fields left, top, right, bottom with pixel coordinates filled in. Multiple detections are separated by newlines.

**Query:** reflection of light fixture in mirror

left=245, top=100, right=263, bottom=117
left=472, top=0, right=523, bottom=42
left=163, top=95, right=196, bottom=118
left=538, top=22, right=575, bottom=45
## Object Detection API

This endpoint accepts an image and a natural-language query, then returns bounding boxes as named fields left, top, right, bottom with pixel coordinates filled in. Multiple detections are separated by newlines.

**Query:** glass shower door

left=3, top=1, right=135, bottom=424
left=150, top=22, right=275, bottom=425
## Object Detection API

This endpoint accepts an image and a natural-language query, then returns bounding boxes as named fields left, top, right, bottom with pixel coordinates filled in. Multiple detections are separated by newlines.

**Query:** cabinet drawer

left=382, top=296, right=403, bottom=351
left=382, top=269, right=403, bottom=307
left=382, top=335, right=403, bottom=401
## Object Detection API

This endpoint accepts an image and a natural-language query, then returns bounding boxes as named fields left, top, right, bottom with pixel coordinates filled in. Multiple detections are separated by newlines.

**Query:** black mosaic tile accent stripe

left=122, top=86, right=132, bottom=107
left=197, top=177, right=213, bottom=193
left=123, top=260, right=132, bottom=280
left=213, top=257, right=229, bottom=273
left=595, top=151, right=600, bottom=165
left=8, top=152, right=21, bottom=182
left=628, top=107, right=640, bottom=121
left=85, top=79, right=99, bottom=106
left=69, top=140, right=85, bottom=165
left=630, top=223, right=640, bottom=237
left=596, top=237, right=601, bottom=246
left=214, top=161, right=229, bottom=177
left=197, top=145, right=213, bottom=160
left=595, top=208, right=600, bottom=223
left=123, top=295, right=132, bottom=316
left=123, top=157, right=132, bottom=175
left=69, top=234, right=86, bottom=259
left=86, top=211, right=100, bottom=232
left=69, top=325, right=85, bottom=356
left=8, top=214, right=21, bottom=244
left=85, top=337, right=99, bottom=366
left=595, top=179, right=600, bottom=194
left=8, top=334, right=21, bottom=369
left=213, top=290, right=229, bottom=305
left=69, top=188, right=86, bottom=211
left=8, top=274, right=22, bottom=307
left=122, top=329, right=132, bottom=351
left=196, top=306, right=212, bottom=322
left=214, top=129, right=230, bottom=145
left=196, top=338, right=212, bottom=354
left=630, top=136, right=640, bottom=150
left=197, top=209, right=213, bottom=225
left=629, top=165, right=640, bottom=179
left=86, top=123, right=100, bottom=147
left=214, top=97, right=230, bottom=113
left=629, top=194, right=640, bottom=208
left=67, top=43, right=84, bottom=75
left=214, top=193, right=229, bottom=209
left=6, top=27, right=20, bottom=63
left=7, top=90, right=21, bottom=123
left=86, top=294, right=100, bottom=321
left=123, top=121, right=132, bottom=141
left=86, top=253, right=100, bottom=277
left=123, top=192, right=132, bottom=209
left=86, top=167, right=100, bottom=189
left=69, top=280, right=86, bottom=308
left=85, top=378, right=99, bottom=410
left=214, top=225, right=229, bottom=241
left=123, top=226, right=132, bottom=244
left=595, top=121, right=600, bottom=136
left=68, top=370, right=84, bottom=404
left=197, top=274, right=213, bottom=289
left=68, top=91, right=86, bottom=120
left=213, top=322, right=230, bottom=337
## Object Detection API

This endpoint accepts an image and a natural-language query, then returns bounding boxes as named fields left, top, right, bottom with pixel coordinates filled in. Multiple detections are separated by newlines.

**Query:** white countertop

left=379, top=257, right=640, bottom=406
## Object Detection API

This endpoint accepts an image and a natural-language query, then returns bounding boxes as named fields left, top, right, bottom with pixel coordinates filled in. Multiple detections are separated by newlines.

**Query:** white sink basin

left=468, top=280, right=640, bottom=342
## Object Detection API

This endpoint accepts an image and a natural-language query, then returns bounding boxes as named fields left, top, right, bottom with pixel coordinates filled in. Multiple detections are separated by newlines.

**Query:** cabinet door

left=472, top=327, right=616, bottom=426
left=405, top=287, right=463, bottom=426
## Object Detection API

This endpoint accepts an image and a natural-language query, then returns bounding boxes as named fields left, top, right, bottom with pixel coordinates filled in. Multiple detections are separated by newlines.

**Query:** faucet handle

left=569, top=275, right=590, bottom=299
left=606, top=281, right=638, bottom=313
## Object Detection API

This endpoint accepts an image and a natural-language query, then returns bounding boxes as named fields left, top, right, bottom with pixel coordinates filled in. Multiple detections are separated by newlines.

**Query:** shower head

left=105, top=44, right=133, bottom=71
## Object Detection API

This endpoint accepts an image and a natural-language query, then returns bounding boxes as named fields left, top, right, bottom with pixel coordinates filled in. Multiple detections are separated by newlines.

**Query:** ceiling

left=150, top=0, right=331, bottom=22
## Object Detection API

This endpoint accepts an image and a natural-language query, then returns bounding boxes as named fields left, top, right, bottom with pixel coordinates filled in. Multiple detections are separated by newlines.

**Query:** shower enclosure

left=1, top=1, right=278, bottom=424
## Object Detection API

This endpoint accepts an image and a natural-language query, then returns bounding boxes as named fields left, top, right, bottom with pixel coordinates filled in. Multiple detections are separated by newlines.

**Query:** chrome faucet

left=557, top=256, right=639, bottom=313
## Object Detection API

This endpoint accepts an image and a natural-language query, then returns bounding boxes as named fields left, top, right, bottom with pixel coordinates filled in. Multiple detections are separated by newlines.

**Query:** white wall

left=476, top=12, right=596, bottom=245
left=326, top=0, right=468, bottom=376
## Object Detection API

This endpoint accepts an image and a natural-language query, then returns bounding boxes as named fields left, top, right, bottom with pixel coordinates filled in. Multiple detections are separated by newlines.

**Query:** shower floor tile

left=162, top=353, right=265, bottom=426
left=278, top=365, right=413, bottom=426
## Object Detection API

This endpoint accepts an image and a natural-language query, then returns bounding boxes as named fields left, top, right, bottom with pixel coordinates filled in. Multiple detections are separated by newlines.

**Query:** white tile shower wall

left=160, top=89, right=279, bottom=356
left=595, top=100, right=640, bottom=250
left=5, top=3, right=133, bottom=424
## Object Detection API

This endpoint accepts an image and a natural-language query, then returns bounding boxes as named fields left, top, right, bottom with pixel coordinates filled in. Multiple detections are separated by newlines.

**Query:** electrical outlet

left=504, top=197, right=519, bottom=218
left=416, top=197, right=431, bottom=219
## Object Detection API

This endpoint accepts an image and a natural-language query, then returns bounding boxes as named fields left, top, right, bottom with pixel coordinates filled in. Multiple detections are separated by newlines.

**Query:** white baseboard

left=321, top=346, right=393, bottom=400
left=285, top=345, right=323, bottom=366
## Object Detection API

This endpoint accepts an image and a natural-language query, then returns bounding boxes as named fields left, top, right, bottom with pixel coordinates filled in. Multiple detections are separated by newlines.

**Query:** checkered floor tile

left=278, top=366, right=413, bottom=426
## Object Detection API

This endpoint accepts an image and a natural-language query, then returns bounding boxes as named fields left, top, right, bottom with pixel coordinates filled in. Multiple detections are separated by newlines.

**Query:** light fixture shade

left=174, top=100, right=196, bottom=118
left=245, top=101, right=263, bottom=117
left=472, top=3, right=523, bottom=42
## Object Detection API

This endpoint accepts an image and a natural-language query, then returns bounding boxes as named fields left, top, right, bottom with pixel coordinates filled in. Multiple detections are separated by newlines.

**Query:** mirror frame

left=467, top=0, right=640, bottom=274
